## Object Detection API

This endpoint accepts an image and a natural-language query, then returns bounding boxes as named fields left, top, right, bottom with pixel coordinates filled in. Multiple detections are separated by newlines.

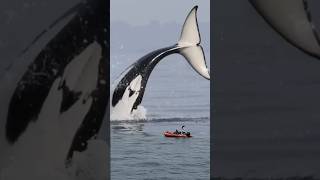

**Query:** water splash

left=111, top=105, right=147, bottom=121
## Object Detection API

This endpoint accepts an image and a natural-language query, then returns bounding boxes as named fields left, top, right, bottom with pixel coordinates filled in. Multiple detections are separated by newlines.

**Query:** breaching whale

left=249, top=0, right=320, bottom=59
left=0, top=0, right=108, bottom=176
left=111, top=6, right=210, bottom=120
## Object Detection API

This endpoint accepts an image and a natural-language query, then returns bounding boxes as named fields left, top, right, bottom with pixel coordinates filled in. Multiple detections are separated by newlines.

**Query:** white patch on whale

left=111, top=75, right=146, bottom=120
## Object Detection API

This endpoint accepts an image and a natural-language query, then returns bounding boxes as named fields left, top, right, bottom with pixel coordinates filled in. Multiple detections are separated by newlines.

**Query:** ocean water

left=111, top=118, right=209, bottom=180
left=110, top=52, right=210, bottom=179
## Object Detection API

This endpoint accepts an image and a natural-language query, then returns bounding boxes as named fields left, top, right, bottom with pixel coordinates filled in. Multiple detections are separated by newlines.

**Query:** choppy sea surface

left=110, top=52, right=210, bottom=179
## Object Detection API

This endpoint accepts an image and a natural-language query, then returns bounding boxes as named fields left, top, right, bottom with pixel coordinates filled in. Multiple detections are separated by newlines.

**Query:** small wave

left=136, top=161, right=161, bottom=167
left=111, top=116, right=209, bottom=124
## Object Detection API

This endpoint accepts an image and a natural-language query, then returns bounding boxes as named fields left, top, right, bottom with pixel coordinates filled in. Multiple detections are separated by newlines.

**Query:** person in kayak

left=181, top=125, right=191, bottom=137
left=181, top=125, right=186, bottom=134
left=173, top=125, right=190, bottom=135
left=174, top=125, right=185, bottom=134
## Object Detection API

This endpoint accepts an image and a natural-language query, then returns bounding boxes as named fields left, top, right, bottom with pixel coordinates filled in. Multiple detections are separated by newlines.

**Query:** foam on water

left=111, top=105, right=147, bottom=121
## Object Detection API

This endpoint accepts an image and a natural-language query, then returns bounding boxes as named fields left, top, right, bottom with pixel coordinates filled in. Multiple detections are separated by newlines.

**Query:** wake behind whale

left=111, top=6, right=210, bottom=121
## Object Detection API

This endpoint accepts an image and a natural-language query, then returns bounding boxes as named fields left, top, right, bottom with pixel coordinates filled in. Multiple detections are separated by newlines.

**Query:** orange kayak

left=163, top=131, right=192, bottom=138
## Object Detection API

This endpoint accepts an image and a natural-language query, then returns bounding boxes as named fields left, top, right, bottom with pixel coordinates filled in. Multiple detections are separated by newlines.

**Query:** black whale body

left=112, top=46, right=179, bottom=111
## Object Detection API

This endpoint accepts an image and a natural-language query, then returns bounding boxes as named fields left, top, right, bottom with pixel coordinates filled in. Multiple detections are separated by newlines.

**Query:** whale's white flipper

left=178, top=6, right=210, bottom=79
left=250, top=0, right=320, bottom=58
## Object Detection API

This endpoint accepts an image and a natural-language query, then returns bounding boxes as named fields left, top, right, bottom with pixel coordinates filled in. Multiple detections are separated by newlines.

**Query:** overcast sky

left=111, top=0, right=210, bottom=26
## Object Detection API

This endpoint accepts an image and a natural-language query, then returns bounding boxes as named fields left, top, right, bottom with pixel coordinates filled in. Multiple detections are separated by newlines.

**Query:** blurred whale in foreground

left=111, top=6, right=210, bottom=120
left=250, top=0, right=320, bottom=59
left=0, top=0, right=108, bottom=179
